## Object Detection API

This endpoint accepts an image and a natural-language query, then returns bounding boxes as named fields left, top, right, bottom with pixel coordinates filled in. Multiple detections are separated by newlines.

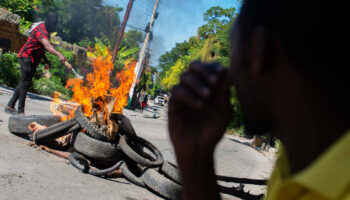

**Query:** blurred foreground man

left=169, top=0, right=349, bottom=199
left=5, top=12, right=70, bottom=115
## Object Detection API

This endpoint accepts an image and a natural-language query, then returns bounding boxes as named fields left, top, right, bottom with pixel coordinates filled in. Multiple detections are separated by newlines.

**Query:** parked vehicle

left=154, top=96, right=165, bottom=106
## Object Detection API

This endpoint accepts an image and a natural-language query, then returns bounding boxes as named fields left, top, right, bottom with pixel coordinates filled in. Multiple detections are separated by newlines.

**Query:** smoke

left=149, top=33, right=166, bottom=66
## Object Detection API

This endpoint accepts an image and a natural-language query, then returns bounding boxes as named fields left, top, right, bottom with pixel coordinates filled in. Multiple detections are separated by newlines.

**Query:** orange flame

left=50, top=50, right=136, bottom=119
left=50, top=91, right=75, bottom=121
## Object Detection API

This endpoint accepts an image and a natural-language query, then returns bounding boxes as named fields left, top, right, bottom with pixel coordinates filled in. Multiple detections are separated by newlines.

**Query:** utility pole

left=130, top=51, right=150, bottom=108
left=111, top=0, right=135, bottom=64
left=129, top=0, right=159, bottom=103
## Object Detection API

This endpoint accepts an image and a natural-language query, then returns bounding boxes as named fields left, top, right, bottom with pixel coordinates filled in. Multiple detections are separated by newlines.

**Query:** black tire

left=141, top=168, right=182, bottom=200
left=219, top=184, right=264, bottom=200
left=68, top=152, right=123, bottom=176
left=71, top=132, right=122, bottom=161
left=32, top=118, right=78, bottom=143
left=8, top=115, right=61, bottom=134
left=119, top=135, right=163, bottom=167
left=120, top=117, right=137, bottom=136
left=120, top=162, right=145, bottom=187
left=75, top=106, right=109, bottom=141
left=161, top=161, right=181, bottom=185
left=216, top=175, right=267, bottom=185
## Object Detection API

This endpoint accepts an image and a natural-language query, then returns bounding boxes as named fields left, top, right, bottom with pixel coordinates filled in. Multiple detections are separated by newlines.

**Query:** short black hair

left=235, top=0, right=348, bottom=118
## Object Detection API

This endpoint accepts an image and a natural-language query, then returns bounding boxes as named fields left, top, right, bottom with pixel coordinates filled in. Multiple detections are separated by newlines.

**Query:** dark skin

left=40, top=38, right=71, bottom=69
left=168, top=23, right=349, bottom=200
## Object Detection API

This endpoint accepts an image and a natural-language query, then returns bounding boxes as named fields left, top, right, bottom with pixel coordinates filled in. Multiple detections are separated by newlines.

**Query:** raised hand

left=168, top=61, right=233, bottom=161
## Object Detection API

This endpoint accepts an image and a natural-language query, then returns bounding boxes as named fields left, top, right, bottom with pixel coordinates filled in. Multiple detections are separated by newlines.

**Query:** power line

left=118, top=0, right=128, bottom=6
left=126, top=24, right=145, bottom=32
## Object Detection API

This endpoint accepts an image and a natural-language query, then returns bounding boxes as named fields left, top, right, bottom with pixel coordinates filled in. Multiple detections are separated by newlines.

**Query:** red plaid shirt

left=18, top=23, right=49, bottom=66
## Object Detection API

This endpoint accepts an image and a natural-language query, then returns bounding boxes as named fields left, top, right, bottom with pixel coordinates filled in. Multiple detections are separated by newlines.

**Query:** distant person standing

left=4, top=12, right=71, bottom=115
left=140, top=95, right=148, bottom=114
left=163, top=94, right=168, bottom=103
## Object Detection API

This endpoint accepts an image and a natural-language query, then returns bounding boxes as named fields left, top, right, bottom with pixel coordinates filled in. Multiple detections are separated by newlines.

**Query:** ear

left=250, top=26, right=274, bottom=76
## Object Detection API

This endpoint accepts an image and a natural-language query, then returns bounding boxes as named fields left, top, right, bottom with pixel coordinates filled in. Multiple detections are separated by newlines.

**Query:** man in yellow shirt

left=167, top=0, right=349, bottom=199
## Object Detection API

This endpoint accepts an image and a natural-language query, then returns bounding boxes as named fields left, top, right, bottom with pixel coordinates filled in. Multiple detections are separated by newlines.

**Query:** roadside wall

left=0, top=10, right=27, bottom=52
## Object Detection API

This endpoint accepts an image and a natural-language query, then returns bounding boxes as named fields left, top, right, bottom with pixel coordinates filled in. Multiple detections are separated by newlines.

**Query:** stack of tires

left=8, top=106, right=182, bottom=200
left=8, top=106, right=266, bottom=200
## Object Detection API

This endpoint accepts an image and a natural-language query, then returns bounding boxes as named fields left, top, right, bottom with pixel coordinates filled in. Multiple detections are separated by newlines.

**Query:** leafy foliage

left=0, top=0, right=40, bottom=22
left=138, top=71, right=152, bottom=93
left=122, top=30, right=143, bottom=50
left=158, top=6, right=244, bottom=129
left=32, top=47, right=74, bottom=98
left=45, top=47, right=74, bottom=82
left=0, top=49, right=73, bottom=99
left=33, top=76, right=71, bottom=99
left=160, top=59, right=185, bottom=89
left=0, top=53, right=21, bottom=87
left=36, top=0, right=123, bottom=46
left=199, top=6, right=236, bottom=39
left=159, top=6, right=236, bottom=91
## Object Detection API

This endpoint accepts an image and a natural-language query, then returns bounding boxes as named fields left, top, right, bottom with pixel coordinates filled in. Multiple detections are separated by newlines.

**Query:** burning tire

left=9, top=115, right=61, bottom=134
left=110, top=113, right=137, bottom=137
left=75, top=106, right=109, bottom=141
left=118, top=116, right=137, bottom=137
left=141, top=168, right=182, bottom=200
left=31, top=118, right=79, bottom=143
left=119, top=135, right=163, bottom=167
left=71, top=131, right=122, bottom=161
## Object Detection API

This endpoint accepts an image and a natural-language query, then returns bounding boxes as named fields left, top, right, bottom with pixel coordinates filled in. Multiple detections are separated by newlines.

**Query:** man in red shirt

left=5, top=12, right=71, bottom=115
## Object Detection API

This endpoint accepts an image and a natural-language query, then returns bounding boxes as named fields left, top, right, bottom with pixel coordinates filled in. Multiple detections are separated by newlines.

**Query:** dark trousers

left=8, top=57, right=36, bottom=113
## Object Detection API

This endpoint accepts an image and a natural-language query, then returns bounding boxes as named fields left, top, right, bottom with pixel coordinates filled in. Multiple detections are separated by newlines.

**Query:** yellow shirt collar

left=293, top=129, right=350, bottom=199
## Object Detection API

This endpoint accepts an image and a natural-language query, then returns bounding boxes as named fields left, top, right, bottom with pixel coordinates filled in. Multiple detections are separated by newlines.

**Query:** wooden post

left=128, top=0, right=160, bottom=103
left=111, top=0, right=134, bottom=64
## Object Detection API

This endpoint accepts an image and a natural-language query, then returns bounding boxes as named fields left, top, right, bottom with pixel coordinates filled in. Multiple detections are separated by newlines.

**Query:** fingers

left=170, top=85, right=203, bottom=109
left=188, top=61, right=223, bottom=85
left=170, top=61, right=230, bottom=110
left=180, top=72, right=210, bottom=98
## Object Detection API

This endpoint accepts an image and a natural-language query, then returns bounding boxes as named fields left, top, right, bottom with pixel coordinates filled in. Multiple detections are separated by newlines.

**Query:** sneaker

left=4, top=105, right=17, bottom=115
left=17, top=112, right=25, bottom=115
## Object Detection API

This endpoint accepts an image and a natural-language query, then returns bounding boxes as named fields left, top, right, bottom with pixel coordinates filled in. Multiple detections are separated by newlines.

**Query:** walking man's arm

left=40, top=38, right=67, bottom=66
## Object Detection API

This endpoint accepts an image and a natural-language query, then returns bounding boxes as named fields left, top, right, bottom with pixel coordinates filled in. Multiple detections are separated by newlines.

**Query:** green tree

left=122, top=30, right=143, bottom=50
left=0, top=53, right=21, bottom=87
left=158, top=41, right=191, bottom=76
left=158, top=5, right=244, bottom=130
left=0, top=0, right=41, bottom=22
left=37, top=0, right=123, bottom=46
left=198, top=6, right=236, bottom=39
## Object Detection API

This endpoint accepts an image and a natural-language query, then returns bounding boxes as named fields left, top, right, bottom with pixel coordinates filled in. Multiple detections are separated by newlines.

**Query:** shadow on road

left=228, top=137, right=254, bottom=149
left=12, top=133, right=31, bottom=140
left=0, top=85, right=52, bottom=102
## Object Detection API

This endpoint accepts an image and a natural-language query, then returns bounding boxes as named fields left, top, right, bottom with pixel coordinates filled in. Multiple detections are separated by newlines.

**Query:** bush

left=31, top=47, right=74, bottom=99
left=0, top=48, right=74, bottom=100
left=45, top=47, right=75, bottom=84
left=275, top=139, right=283, bottom=157
left=0, top=52, right=21, bottom=87
left=32, top=76, right=71, bottom=99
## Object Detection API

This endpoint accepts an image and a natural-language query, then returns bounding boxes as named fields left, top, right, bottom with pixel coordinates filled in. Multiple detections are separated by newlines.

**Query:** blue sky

left=104, top=0, right=240, bottom=65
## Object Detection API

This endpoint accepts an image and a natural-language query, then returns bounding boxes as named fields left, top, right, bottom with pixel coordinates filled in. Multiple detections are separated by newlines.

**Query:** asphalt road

left=0, top=86, right=273, bottom=200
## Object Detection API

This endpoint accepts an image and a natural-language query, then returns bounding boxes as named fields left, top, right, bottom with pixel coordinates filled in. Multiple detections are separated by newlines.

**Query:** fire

left=50, top=50, right=136, bottom=120
left=50, top=91, right=75, bottom=121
